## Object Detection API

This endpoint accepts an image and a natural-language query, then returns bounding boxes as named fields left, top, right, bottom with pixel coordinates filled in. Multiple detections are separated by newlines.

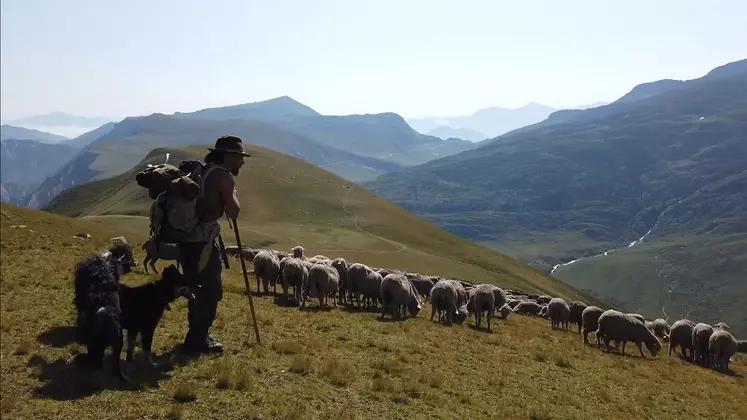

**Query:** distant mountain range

left=19, top=96, right=477, bottom=209
left=1, top=139, right=80, bottom=204
left=426, top=126, right=488, bottom=142
left=368, top=58, right=747, bottom=334
left=1, top=125, right=70, bottom=143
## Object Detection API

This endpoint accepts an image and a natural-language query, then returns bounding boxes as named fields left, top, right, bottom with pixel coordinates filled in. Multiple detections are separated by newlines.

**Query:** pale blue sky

left=2, top=0, right=746, bottom=121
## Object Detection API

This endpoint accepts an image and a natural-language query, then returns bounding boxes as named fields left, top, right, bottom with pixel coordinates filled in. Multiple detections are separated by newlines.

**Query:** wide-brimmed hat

left=208, top=135, right=251, bottom=157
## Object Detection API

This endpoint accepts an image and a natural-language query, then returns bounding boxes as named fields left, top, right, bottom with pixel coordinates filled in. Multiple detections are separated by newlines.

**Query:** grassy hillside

left=367, top=61, right=747, bottom=336
left=43, top=144, right=591, bottom=302
left=3, top=205, right=747, bottom=419
left=553, top=234, right=747, bottom=337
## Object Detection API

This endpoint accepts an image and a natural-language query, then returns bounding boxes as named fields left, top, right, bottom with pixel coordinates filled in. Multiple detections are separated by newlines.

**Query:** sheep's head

left=646, top=336, right=662, bottom=357
left=292, top=246, right=305, bottom=259
left=408, top=295, right=422, bottom=318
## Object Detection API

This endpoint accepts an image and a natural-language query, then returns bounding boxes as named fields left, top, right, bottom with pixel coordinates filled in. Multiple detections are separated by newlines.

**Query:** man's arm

left=219, top=172, right=240, bottom=219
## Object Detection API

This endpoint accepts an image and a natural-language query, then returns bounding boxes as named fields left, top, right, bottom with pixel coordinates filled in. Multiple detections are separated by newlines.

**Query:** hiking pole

left=231, top=218, right=261, bottom=346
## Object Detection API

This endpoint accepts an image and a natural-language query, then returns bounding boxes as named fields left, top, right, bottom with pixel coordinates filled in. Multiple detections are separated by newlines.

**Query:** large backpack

left=136, top=158, right=227, bottom=243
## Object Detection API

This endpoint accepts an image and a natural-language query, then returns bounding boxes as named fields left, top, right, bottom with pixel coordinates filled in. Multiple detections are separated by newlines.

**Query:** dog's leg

left=143, top=256, right=150, bottom=273
left=141, top=329, right=158, bottom=368
left=150, top=257, right=158, bottom=274
left=125, top=329, right=137, bottom=362
left=113, top=329, right=129, bottom=383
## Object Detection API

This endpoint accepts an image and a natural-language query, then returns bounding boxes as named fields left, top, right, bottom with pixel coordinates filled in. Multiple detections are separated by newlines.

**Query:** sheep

left=306, top=254, right=332, bottom=265
left=405, top=273, right=436, bottom=303
left=306, top=263, right=340, bottom=308
left=497, top=304, right=513, bottom=320
left=627, top=313, right=646, bottom=324
left=538, top=305, right=549, bottom=319
left=548, top=298, right=570, bottom=331
left=568, top=301, right=588, bottom=334
left=646, top=318, right=671, bottom=340
left=291, top=245, right=305, bottom=259
left=709, top=329, right=741, bottom=373
left=692, top=323, right=714, bottom=367
left=581, top=306, right=605, bottom=346
left=537, top=295, right=551, bottom=304
left=668, top=319, right=696, bottom=360
left=596, top=310, right=662, bottom=358
left=380, top=273, right=421, bottom=320
left=514, top=301, right=543, bottom=316
left=252, top=250, right=281, bottom=295
left=331, top=258, right=348, bottom=305
left=346, top=263, right=383, bottom=309
left=468, top=284, right=497, bottom=331
left=429, top=279, right=460, bottom=325
left=281, top=257, right=308, bottom=304
left=507, top=298, right=522, bottom=309
left=451, top=280, right=469, bottom=324
left=141, top=239, right=181, bottom=274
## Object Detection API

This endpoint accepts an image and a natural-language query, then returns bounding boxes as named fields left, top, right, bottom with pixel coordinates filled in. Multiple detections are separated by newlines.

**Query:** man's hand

left=219, top=172, right=240, bottom=219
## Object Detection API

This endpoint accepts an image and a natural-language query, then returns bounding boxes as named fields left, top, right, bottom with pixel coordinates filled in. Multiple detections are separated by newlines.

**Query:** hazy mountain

left=1, top=139, right=80, bottom=204
left=63, top=122, right=116, bottom=148
left=407, top=103, right=559, bottom=139
left=427, top=126, right=488, bottom=142
left=5, top=112, right=113, bottom=128
left=179, top=95, right=321, bottom=121
left=367, top=58, right=747, bottom=333
left=0, top=125, right=70, bottom=143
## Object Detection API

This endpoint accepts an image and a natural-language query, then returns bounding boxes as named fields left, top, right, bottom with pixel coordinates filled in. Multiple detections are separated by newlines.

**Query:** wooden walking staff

left=231, top=218, right=261, bottom=345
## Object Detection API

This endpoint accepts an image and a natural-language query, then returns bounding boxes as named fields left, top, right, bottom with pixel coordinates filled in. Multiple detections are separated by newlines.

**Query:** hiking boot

left=205, top=336, right=224, bottom=354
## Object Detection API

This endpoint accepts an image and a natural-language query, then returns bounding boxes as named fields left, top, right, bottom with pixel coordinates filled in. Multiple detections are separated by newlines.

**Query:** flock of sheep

left=165, top=242, right=747, bottom=374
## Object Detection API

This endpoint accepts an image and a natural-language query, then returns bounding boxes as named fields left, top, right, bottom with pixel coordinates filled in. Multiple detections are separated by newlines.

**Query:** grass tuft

left=173, top=382, right=197, bottom=403
left=166, top=404, right=185, bottom=420
left=13, top=340, right=33, bottom=356
left=320, top=358, right=356, bottom=387
left=289, top=355, right=312, bottom=375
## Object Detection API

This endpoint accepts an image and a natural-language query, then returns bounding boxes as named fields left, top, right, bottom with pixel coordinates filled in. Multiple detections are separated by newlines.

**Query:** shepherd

left=179, top=135, right=249, bottom=356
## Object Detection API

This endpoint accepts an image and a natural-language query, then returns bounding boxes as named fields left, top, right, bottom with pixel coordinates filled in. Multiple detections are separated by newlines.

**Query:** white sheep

left=291, top=245, right=305, bottom=259
left=468, top=284, right=497, bottom=331
left=646, top=318, right=671, bottom=340
left=668, top=319, right=696, bottom=360
left=429, top=279, right=459, bottom=325
left=141, top=239, right=181, bottom=273
left=548, top=298, right=571, bottom=331
left=581, top=306, right=605, bottom=346
left=281, top=257, right=308, bottom=304
left=252, top=250, right=280, bottom=295
left=306, top=263, right=340, bottom=308
left=331, top=258, right=348, bottom=305
left=380, top=273, right=421, bottom=320
left=568, top=301, right=588, bottom=334
left=709, top=329, right=743, bottom=373
left=596, top=310, right=662, bottom=358
left=691, top=323, right=714, bottom=367
left=497, top=304, right=513, bottom=320
left=514, top=301, right=543, bottom=316
left=346, top=263, right=383, bottom=309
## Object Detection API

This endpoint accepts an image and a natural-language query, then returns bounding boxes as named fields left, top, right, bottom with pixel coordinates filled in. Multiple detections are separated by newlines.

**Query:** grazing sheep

left=514, top=301, right=543, bottom=316
left=628, top=313, right=646, bottom=323
left=141, top=239, right=181, bottom=274
left=646, top=319, right=671, bottom=340
left=538, top=305, right=549, bottom=319
left=306, top=263, right=340, bottom=308
left=596, top=310, right=662, bottom=358
left=709, top=329, right=740, bottom=373
left=507, top=298, right=522, bottom=309
left=330, top=258, right=348, bottom=305
left=380, top=273, right=421, bottom=320
left=291, top=245, right=305, bottom=259
left=581, top=306, right=605, bottom=346
left=497, top=304, right=513, bottom=320
left=429, top=279, right=460, bottom=325
left=468, top=284, right=497, bottom=331
left=692, top=323, right=714, bottom=367
left=548, top=298, right=571, bottom=331
left=306, top=254, right=332, bottom=265
left=537, top=295, right=551, bottom=304
left=451, top=280, right=469, bottom=324
left=281, top=258, right=308, bottom=304
left=568, top=301, right=588, bottom=334
left=405, top=273, right=436, bottom=303
left=346, top=263, right=383, bottom=309
left=252, top=251, right=281, bottom=295
left=668, top=319, right=696, bottom=360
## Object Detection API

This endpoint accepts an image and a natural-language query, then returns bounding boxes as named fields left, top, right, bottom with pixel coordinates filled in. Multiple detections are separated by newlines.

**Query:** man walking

left=181, top=135, right=249, bottom=355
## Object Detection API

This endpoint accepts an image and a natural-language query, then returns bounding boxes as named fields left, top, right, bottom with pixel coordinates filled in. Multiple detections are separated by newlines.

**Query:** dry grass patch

left=320, top=358, right=356, bottom=387
left=172, top=382, right=197, bottom=403
left=289, top=355, right=313, bottom=375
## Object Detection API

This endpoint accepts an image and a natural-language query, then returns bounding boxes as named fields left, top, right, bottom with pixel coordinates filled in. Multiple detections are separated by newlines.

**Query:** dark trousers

left=180, top=241, right=223, bottom=348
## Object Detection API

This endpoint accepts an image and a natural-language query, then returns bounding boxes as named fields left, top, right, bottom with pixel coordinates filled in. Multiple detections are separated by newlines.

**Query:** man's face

left=224, top=153, right=245, bottom=175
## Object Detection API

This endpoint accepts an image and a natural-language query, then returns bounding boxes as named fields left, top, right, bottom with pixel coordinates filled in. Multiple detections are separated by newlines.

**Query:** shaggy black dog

left=73, top=244, right=192, bottom=382
left=73, top=242, right=138, bottom=381
left=122, top=264, right=193, bottom=367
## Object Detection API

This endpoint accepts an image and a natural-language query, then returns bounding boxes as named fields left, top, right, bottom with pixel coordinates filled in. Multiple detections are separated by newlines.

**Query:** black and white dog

left=73, top=243, right=192, bottom=382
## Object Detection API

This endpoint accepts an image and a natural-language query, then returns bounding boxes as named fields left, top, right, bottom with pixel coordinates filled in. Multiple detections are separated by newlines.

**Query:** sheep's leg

left=255, top=273, right=261, bottom=294
left=603, top=338, right=611, bottom=353
left=430, top=306, right=436, bottom=322
left=143, top=256, right=151, bottom=273
left=125, top=330, right=138, bottom=361
left=635, top=341, right=645, bottom=358
left=621, top=341, right=627, bottom=355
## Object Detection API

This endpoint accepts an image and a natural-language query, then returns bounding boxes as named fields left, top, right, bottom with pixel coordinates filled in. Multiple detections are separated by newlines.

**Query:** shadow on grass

left=30, top=352, right=175, bottom=401
left=37, top=325, right=77, bottom=348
